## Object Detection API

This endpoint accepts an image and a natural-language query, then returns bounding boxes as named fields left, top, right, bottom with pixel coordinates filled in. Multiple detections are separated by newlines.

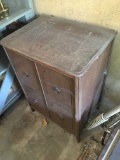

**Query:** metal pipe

left=0, top=0, right=5, bottom=10
left=103, top=105, right=120, bottom=119
left=86, top=104, right=120, bottom=130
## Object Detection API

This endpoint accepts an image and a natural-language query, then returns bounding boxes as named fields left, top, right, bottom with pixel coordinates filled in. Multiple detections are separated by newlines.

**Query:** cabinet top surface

left=1, top=16, right=116, bottom=76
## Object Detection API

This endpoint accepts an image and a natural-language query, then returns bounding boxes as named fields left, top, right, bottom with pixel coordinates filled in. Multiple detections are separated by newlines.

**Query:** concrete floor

left=0, top=96, right=104, bottom=160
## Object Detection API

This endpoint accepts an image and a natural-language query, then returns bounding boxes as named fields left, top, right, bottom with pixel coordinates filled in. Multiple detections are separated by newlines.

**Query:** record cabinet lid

left=1, top=15, right=117, bottom=76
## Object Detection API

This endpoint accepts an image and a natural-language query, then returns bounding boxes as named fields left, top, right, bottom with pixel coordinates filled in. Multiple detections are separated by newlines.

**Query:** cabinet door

left=36, top=64, right=75, bottom=133
left=23, top=86, right=49, bottom=116
left=50, top=104, right=73, bottom=133
left=6, top=49, right=48, bottom=116
left=6, top=50, right=39, bottom=90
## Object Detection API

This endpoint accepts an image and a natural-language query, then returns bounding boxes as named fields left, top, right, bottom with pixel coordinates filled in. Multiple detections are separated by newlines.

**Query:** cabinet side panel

left=78, top=43, right=112, bottom=138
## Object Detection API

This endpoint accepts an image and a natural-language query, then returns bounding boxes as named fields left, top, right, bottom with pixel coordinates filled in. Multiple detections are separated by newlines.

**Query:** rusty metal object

left=0, top=0, right=9, bottom=20
left=98, top=127, right=120, bottom=160
left=101, top=130, right=110, bottom=146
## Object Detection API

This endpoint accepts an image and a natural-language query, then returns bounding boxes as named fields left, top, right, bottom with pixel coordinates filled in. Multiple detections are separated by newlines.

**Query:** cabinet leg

left=30, top=106, right=35, bottom=112
left=29, top=102, right=35, bottom=112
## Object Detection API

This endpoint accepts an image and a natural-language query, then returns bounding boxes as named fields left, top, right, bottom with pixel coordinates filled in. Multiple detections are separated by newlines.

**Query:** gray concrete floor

left=0, top=96, right=104, bottom=160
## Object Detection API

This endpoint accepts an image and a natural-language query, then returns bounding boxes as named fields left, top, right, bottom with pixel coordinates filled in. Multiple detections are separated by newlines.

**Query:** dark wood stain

left=1, top=15, right=116, bottom=142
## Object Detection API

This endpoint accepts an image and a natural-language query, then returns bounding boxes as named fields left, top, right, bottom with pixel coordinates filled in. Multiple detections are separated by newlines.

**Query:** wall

left=33, top=0, right=120, bottom=111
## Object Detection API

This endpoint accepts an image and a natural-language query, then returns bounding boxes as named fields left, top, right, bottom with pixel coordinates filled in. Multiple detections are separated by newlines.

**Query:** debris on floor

left=0, top=96, right=113, bottom=160
left=41, top=118, right=48, bottom=128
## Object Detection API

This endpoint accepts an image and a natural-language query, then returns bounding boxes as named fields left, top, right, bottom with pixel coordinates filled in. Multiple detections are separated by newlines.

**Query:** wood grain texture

left=1, top=16, right=116, bottom=142
left=1, top=15, right=116, bottom=76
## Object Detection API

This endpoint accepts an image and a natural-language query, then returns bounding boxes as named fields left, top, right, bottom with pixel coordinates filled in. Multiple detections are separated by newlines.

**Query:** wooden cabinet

left=1, top=16, right=116, bottom=142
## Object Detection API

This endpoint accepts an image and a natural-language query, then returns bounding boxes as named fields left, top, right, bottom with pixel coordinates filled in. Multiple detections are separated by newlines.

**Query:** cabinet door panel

left=36, top=64, right=74, bottom=133
left=25, top=87, right=49, bottom=116
left=50, top=104, right=73, bottom=133
left=6, top=50, right=39, bottom=90
left=37, top=65, right=75, bottom=109
left=6, top=49, right=48, bottom=115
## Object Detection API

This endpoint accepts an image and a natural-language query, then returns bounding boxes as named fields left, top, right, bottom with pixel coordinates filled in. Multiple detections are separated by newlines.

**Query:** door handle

left=24, top=71, right=29, bottom=77
left=53, top=87, right=61, bottom=94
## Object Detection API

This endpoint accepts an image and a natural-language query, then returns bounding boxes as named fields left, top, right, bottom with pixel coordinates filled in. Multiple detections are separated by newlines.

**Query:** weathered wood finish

left=1, top=16, right=116, bottom=142
left=6, top=50, right=49, bottom=116
left=37, top=64, right=75, bottom=133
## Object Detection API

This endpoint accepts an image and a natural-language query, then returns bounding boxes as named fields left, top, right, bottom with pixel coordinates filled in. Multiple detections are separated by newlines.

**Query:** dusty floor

left=0, top=96, right=105, bottom=160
